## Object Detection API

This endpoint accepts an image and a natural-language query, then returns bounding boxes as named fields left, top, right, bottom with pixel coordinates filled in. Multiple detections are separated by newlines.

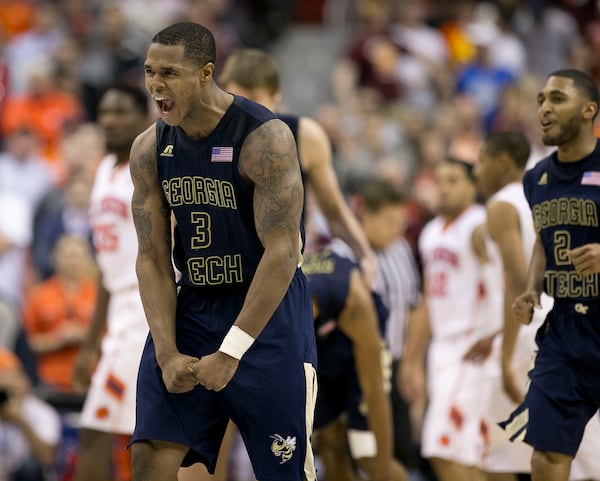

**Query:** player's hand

left=501, top=359, right=524, bottom=404
left=511, top=291, right=540, bottom=325
left=160, top=353, right=201, bottom=394
left=570, top=243, right=600, bottom=276
left=72, top=347, right=99, bottom=393
left=463, top=333, right=495, bottom=363
left=192, top=351, right=239, bottom=392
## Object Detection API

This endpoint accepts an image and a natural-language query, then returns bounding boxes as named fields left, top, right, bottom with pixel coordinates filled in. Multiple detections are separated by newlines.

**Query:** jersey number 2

left=553, top=230, right=571, bottom=266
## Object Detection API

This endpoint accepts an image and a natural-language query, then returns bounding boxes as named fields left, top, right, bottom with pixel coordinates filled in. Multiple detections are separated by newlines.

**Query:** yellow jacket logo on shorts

left=270, top=434, right=296, bottom=464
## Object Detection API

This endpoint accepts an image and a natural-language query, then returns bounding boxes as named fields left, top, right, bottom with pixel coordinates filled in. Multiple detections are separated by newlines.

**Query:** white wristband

left=218, top=326, right=255, bottom=360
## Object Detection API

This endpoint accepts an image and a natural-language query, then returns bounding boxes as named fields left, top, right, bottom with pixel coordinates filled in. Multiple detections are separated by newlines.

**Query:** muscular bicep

left=130, top=127, right=172, bottom=261
left=238, top=119, right=303, bottom=247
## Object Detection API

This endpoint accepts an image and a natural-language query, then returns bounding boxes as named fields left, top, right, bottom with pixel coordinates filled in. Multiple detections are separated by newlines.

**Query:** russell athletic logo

left=270, top=434, right=296, bottom=464
left=161, top=145, right=174, bottom=157
left=537, top=172, right=548, bottom=185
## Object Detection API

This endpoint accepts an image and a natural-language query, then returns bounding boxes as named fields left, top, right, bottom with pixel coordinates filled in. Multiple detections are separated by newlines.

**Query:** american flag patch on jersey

left=211, top=146, right=233, bottom=162
left=581, top=171, right=600, bottom=185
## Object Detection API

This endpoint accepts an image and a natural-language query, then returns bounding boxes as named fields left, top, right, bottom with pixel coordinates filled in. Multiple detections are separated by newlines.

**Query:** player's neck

left=556, top=132, right=597, bottom=163
left=502, top=173, right=523, bottom=188
left=181, top=87, right=233, bottom=139
left=442, top=203, right=472, bottom=226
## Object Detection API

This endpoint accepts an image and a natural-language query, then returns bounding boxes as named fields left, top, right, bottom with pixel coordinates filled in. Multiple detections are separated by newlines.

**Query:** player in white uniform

left=476, top=131, right=600, bottom=481
left=401, top=157, right=503, bottom=481
left=72, top=85, right=150, bottom=481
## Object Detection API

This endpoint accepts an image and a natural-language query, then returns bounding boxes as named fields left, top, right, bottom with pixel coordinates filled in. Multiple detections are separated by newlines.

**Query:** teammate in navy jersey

left=129, top=22, right=317, bottom=481
left=218, top=48, right=377, bottom=287
left=302, top=249, right=408, bottom=481
left=501, top=69, right=600, bottom=481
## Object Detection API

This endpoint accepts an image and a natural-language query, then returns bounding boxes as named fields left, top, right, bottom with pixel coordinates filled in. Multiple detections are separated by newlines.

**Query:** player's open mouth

left=154, top=96, right=174, bottom=115
left=540, top=119, right=553, bottom=131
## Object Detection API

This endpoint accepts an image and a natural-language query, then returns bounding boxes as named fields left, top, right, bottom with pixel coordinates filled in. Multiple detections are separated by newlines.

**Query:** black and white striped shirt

left=329, top=237, right=421, bottom=360
left=374, top=238, right=421, bottom=360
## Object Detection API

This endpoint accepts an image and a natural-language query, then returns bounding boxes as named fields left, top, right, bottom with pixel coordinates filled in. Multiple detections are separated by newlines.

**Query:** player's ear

left=199, top=62, right=214, bottom=82
left=582, top=100, right=597, bottom=121
left=498, top=151, right=512, bottom=169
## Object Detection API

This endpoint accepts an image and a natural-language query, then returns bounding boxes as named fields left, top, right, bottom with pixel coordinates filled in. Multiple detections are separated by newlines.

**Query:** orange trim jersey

left=418, top=204, right=495, bottom=340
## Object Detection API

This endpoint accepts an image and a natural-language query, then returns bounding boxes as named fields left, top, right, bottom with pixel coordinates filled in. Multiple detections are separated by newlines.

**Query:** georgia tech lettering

left=532, top=196, right=599, bottom=299
left=162, top=176, right=237, bottom=208
left=163, top=176, right=243, bottom=286
left=532, top=198, right=597, bottom=231
left=544, top=270, right=598, bottom=298
left=188, top=254, right=243, bottom=286
left=300, top=250, right=335, bottom=276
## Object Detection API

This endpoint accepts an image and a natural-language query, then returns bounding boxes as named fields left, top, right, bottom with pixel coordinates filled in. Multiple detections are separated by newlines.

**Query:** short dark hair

left=355, top=177, right=406, bottom=212
left=152, top=22, right=216, bottom=67
left=445, top=157, right=476, bottom=182
left=483, top=131, right=530, bottom=168
left=548, top=68, right=600, bottom=120
left=219, top=49, right=280, bottom=94
left=102, top=84, right=149, bottom=116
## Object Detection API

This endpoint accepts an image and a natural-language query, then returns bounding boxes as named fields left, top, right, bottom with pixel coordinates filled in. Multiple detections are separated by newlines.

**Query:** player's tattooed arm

left=234, top=119, right=303, bottom=338
left=130, top=130, right=171, bottom=255
left=240, top=119, right=303, bottom=242
left=130, top=126, right=180, bottom=369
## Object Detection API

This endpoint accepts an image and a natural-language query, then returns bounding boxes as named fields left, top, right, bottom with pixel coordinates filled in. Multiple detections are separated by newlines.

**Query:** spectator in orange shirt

left=22, top=233, right=97, bottom=394
left=0, top=59, right=83, bottom=165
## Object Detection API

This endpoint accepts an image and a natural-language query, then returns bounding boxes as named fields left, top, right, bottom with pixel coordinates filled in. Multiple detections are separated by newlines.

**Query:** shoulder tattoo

left=242, top=121, right=303, bottom=237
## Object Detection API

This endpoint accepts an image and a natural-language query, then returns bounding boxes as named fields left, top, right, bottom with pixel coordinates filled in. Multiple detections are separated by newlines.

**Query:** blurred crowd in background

left=0, top=0, right=600, bottom=480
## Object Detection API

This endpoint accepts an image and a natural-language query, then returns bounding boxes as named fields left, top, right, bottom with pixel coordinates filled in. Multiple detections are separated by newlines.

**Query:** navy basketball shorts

left=132, top=271, right=318, bottom=481
left=500, top=301, right=600, bottom=456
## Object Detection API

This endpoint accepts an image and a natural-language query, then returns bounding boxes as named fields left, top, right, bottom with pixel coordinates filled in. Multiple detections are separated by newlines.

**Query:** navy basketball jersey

left=523, top=140, right=600, bottom=302
left=303, top=249, right=355, bottom=380
left=302, top=249, right=353, bottom=335
left=156, top=96, right=298, bottom=289
left=302, top=249, right=388, bottom=375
